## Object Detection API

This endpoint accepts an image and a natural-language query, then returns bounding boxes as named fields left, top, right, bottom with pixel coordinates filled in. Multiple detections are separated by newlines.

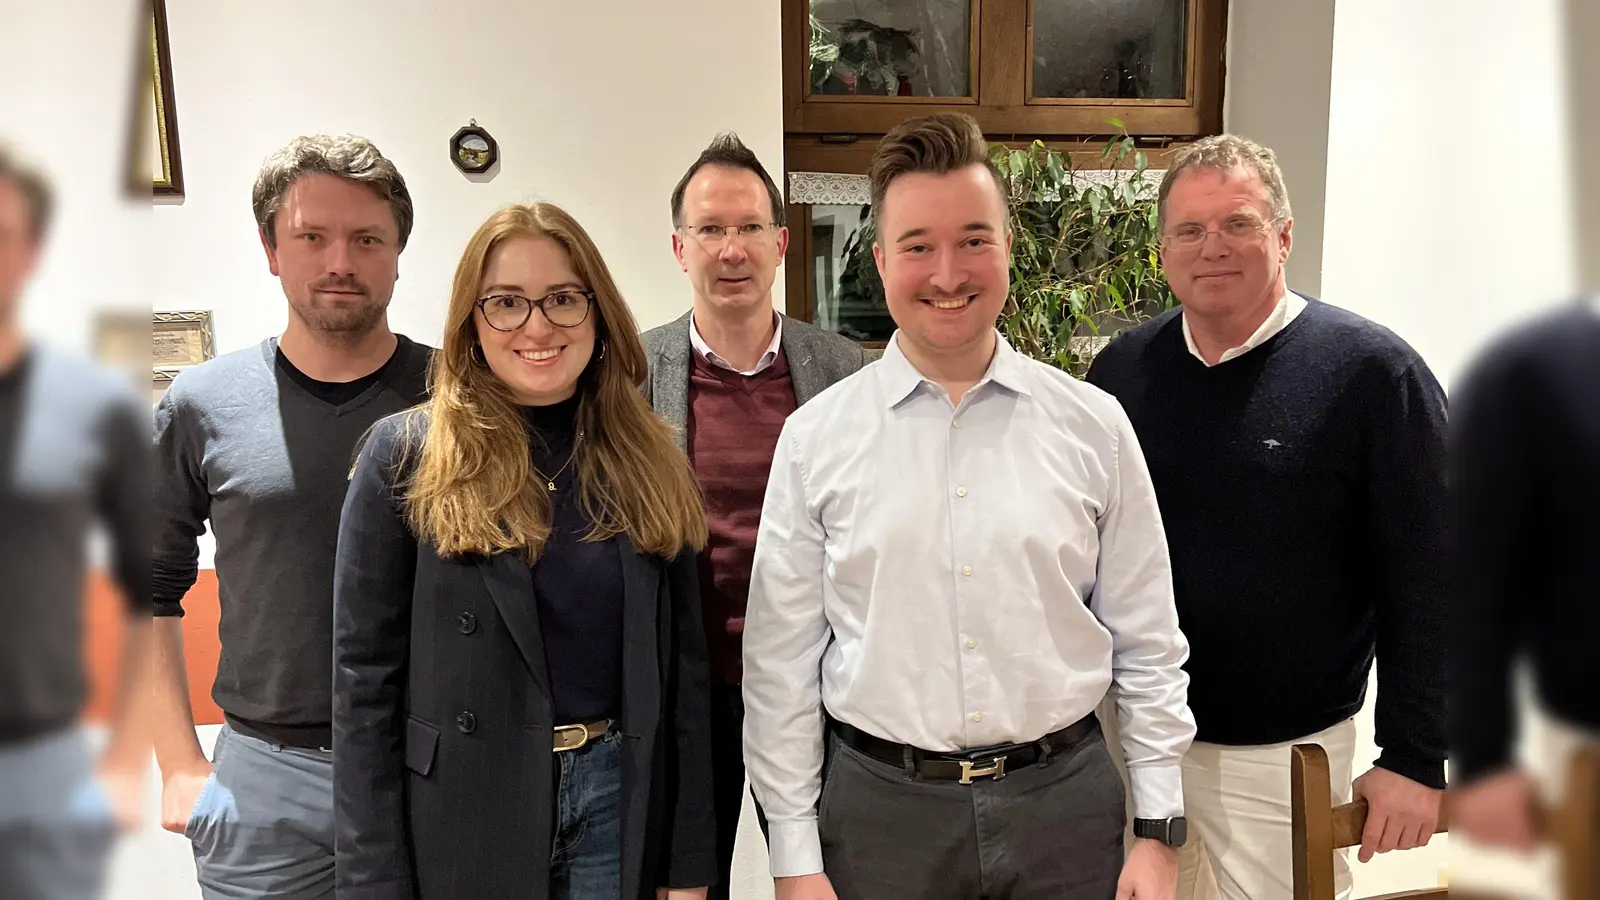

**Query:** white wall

left=150, top=0, right=784, bottom=353
left=1322, top=0, right=1577, bottom=390
left=1223, top=0, right=1337, bottom=298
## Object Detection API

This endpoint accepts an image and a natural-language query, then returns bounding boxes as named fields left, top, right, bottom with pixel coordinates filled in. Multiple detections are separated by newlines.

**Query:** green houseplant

left=988, top=132, right=1178, bottom=376
left=830, top=130, right=1176, bottom=377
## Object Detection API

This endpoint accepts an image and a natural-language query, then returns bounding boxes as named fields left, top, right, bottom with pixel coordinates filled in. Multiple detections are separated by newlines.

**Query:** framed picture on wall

left=150, top=0, right=183, bottom=196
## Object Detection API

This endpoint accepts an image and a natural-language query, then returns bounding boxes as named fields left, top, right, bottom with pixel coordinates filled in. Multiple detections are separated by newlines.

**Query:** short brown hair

left=670, top=132, right=786, bottom=229
left=0, top=144, right=55, bottom=240
left=868, top=113, right=1004, bottom=231
left=252, top=134, right=414, bottom=250
left=1157, top=134, right=1292, bottom=226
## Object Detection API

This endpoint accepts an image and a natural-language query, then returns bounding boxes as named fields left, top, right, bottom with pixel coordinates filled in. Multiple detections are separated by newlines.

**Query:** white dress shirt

left=1181, top=290, right=1305, bottom=366
left=743, top=330, right=1195, bottom=877
left=689, top=309, right=783, bottom=376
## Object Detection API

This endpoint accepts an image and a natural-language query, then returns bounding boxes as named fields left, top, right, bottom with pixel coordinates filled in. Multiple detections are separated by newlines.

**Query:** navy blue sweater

left=1087, top=297, right=1449, bottom=789
left=1450, top=301, right=1600, bottom=782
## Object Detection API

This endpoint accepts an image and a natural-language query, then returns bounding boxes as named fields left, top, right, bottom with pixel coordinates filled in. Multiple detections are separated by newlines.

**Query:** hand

left=657, top=889, right=708, bottom=900
left=160, top=759, right=213, bottom=835
left=1451, top=768, right=1539, bottom=854
left=1116, top=837, right=1178, bottom=900
left=96, top=762, right=149, bottom=834
left=1350, top=766, right=1442, bottom=862
left=775, top=873, right=839, bottom=900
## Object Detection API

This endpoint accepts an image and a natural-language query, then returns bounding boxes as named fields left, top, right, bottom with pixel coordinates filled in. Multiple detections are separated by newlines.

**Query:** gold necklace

left=533, top=432, right=581, bottom=492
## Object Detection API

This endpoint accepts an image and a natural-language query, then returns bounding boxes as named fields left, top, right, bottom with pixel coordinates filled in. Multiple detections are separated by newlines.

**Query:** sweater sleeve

left=1363, top=360, right=1450, bottom=789
left=152, top=378, right=211, bottom=618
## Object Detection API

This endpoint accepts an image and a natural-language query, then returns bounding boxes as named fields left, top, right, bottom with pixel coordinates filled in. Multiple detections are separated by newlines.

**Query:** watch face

left=1169, top=817, right=1188, bottom=847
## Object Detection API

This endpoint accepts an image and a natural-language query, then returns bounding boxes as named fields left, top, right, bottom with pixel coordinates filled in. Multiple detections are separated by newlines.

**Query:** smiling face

left=1159, top=165, right=1292, bottom=321
left=472, top=235, right=597, bottom=406
left=872, top=163, right=1012, bottom=365
left=262, top=172, right=400, bottom=336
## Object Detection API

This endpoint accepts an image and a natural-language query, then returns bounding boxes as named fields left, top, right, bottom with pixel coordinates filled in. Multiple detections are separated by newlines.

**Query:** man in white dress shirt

left=742, top=112, right=1195, bottom=900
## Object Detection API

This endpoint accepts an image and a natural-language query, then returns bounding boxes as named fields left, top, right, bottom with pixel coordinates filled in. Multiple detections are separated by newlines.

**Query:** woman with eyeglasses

left=331, top=202, right=715, bottom=900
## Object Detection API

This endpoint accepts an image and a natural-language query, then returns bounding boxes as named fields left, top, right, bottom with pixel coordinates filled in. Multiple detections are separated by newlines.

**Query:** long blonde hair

left=399, top=202, right=706, bottom=560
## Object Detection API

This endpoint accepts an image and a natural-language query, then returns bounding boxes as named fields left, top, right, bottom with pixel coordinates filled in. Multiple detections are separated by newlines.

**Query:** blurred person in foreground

left=1086, top=134, right=1448, bottom=900
left=1450, top=297, right=1600, bottom=853
left=0, top=146, right=150, bottom=898
left=151, top=134, right=433, bottom=898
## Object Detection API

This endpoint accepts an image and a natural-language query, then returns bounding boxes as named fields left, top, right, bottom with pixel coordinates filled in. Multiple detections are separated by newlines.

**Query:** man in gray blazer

left=643, top=132, right=866, bottom=899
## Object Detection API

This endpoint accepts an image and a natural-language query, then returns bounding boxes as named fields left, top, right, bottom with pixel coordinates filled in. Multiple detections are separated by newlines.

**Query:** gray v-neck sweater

left=153, top=336, right=431, bottom=746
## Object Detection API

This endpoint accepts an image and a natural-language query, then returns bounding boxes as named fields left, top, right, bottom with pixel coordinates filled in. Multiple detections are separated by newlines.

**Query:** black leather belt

left=830, top=715, right=1099, bottom=784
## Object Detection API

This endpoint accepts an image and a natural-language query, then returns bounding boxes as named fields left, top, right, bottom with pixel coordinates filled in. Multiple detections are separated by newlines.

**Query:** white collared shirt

left=743, top=330, right=1195, bottom=877
left=1181, top=290, right=1306, bottom=366
left=689, top=309, right=783, bottom=376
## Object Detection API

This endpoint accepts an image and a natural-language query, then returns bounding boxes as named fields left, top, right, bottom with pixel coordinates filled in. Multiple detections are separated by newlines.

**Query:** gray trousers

left=0, top=727, right=115, bottom=900
left=819, top=725, right=1126, bottom=900
left=186, top=724, right=335, bottom=899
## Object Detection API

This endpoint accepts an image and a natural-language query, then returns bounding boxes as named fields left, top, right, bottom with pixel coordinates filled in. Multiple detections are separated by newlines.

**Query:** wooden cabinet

left=780, top=0, right=1228, bottom=336
left=784, top=0, right=1228, bottom=140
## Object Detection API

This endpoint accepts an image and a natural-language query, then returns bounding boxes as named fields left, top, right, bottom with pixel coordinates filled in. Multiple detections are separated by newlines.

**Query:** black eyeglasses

left=475, top=290, right=594, bottom=332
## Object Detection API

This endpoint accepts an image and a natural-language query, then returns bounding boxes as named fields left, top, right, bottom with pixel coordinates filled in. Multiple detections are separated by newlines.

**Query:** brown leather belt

left=829, top=715, right=1099, bottom=784
left=553, top=719, right=612, bottom=752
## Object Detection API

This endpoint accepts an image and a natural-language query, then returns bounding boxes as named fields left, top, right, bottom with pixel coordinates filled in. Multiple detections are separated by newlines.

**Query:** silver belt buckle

left=958, top=755, right=1007, bottom=784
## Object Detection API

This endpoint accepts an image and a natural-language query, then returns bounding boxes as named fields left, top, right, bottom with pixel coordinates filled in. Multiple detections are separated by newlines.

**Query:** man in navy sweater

left=1086, top=134, right=1447, bottom=900
left=1449, top=299, right=1600, bottom=852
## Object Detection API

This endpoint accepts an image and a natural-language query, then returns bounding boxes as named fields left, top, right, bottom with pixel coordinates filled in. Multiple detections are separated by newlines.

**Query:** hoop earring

left=596, top=340, right=606, bottom=361
left=470, top=343, right=486, bottom=365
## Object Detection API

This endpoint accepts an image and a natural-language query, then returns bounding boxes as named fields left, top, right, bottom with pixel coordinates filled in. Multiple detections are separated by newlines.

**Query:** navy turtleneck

left=520, top=393, right=624, bottom=724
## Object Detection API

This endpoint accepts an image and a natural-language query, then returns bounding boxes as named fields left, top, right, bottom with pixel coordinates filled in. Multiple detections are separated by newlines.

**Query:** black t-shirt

left=275, top=341, right=398, bottom=406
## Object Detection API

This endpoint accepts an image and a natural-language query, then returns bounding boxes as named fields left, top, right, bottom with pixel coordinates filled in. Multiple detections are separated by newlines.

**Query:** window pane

left=809, top=0, right=971, bottom=97
left=811, top=205, right=894, bottom=342
left=1032, top=0, right=1188, bottom=100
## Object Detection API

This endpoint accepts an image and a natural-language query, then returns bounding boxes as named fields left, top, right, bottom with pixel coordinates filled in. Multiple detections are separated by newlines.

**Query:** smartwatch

left=1133, top=817, right=1188, bottom=847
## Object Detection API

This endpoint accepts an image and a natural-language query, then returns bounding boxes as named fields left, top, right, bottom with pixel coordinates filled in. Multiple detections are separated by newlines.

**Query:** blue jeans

left=549, top=730, right=624, bottom=899
left=186, top=725, right=335, bottom=899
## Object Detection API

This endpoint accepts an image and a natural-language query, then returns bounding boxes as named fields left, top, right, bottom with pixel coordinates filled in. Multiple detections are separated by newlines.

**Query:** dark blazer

left=331, top=412, right=717, bottom=900
left=642, top=310, right=870, bottom=451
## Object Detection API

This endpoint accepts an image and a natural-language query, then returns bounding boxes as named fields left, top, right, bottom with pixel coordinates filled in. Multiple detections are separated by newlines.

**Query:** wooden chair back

left=1551, top=742, right=1600, bottom=900
left=1291, top=743, right=1450, bottom=900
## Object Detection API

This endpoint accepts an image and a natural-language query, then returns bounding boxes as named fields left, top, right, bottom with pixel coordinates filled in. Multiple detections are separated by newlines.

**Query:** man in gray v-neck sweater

left=154, top=335, right=430, bottom=739
left=150, top=134, right=432, bottom=900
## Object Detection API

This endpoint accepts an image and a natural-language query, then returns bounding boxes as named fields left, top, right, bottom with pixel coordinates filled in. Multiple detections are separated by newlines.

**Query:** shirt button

left=953, top=419, right=963, bottom=428
left=971, top=712, right=983, bottom=723
left=961, top=565, right=973, bottom=576
left=966, top=637, right=979, bottom=649
left=956, top=486, right=967, bottom=497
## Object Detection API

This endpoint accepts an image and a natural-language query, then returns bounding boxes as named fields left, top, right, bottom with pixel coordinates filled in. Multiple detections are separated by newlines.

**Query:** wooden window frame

left=786, top=0, right=1228, bottom=140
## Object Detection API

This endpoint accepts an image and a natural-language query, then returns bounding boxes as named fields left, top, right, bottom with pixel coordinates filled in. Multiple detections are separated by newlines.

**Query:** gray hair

left=1158, top=134, right=1292, bottom=225
left=0, top=143, right=55, bottom=240
left=252, top=134, right=413, bottom=250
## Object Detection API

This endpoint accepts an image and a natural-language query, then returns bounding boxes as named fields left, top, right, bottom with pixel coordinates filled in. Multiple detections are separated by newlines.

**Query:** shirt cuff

left=1128, top=763, right=1185, bottom=818
left=767, top=819, right=824, bottom=878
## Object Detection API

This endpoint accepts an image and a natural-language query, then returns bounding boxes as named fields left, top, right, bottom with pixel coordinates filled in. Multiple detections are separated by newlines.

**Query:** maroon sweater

left=688, top=348, right=798, bottom=684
